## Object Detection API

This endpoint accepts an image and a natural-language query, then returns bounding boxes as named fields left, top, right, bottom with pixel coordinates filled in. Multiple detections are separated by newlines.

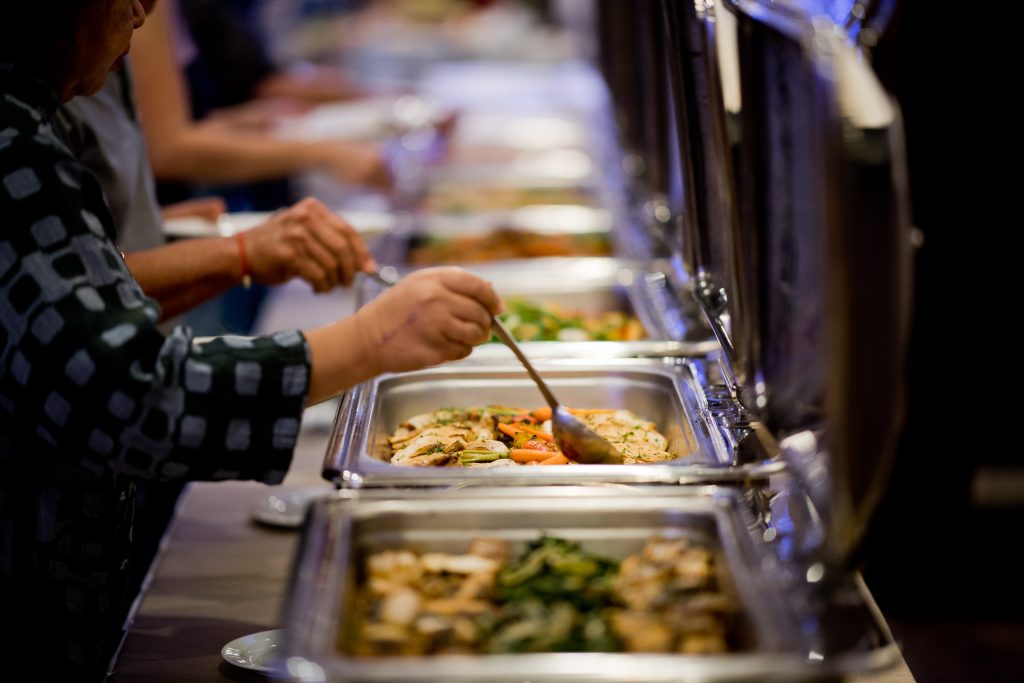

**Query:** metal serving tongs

left=368, top=268, right=624, bottom=464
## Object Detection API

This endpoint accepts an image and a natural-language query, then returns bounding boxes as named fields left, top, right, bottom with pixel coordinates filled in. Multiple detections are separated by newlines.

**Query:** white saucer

left=250, top=486, right=333, bottom=529
left=221, top=628, right=282, bottom=673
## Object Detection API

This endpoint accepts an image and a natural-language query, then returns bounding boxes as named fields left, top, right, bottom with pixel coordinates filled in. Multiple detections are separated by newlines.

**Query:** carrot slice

left=538, top=453, right=569, bottom=465
left=497, top=423, right=524, bottom=438
left=509, top=448, right=556, bottom=463
left=532, top=406, right=552, bottom=422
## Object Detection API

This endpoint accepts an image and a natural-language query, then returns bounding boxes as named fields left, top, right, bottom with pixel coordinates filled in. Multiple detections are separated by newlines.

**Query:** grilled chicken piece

left=468, top=538, right=509, bottom=563
left=391, top=425, right=489, bottom=450
left=443, top=439, right=467, bottom=454
left=367, top=550, right=421, bottom=585
left=390, top=435, right=445, bottom=463
left=679, top=633, right=728, bottom=654
left=577, top=410, right=674, bottom=463
left=611, top=611, right=674, bottom=652
left=403, top=451, right=453, bottom=467
left=421, top=553, right=499, bottom=575
left=461, top=439, right=509, bottom=455
left=421, top=598, right=493, bottom=615
left=379, top=588, right=423, bottom=626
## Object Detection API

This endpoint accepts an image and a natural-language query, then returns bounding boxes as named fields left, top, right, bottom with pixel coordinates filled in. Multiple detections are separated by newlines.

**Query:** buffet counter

left=106, top=397, right=915, bottom=683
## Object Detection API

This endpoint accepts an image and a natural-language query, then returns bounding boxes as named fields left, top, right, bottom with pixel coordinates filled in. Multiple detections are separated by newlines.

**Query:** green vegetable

left=486, top=537, right=622, bottom=653
left=458, top=450, right=504, bottom=464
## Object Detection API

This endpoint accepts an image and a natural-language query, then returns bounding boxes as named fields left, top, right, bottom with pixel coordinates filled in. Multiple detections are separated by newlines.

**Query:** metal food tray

left=425, top=148, right=598, bottom=187
left=323, top=357, right=781, bottom=488
left=419, top=204, right=613, bottom=236
left=281, top=486, right=896, bottom=682
left=355, top=258, right=704, bottom=343
left=390, top=232, right=615, bottom=268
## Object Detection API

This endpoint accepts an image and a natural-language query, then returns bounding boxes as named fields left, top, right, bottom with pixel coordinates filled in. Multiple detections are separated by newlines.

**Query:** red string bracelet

left=235, top=232, right=252, bottom=289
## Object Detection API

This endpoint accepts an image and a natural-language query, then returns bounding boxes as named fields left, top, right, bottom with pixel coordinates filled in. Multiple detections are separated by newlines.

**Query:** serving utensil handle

left=490, top=317, right=560, bottom=410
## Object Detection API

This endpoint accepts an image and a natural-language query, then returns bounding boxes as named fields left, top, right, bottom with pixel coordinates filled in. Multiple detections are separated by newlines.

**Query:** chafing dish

left=448, top=112, right=592, bottom=151
left=323, top=356, right=782, bottom=489
left=427, top=148, right=597, bottom=187
left=355, top=258, right=711, bottom=343
left=281, top=486, right=899, bottom=682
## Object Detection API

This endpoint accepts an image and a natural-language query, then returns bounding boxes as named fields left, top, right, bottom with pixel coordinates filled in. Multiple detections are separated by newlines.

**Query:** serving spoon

left=368, top=268, right=624, bottom=464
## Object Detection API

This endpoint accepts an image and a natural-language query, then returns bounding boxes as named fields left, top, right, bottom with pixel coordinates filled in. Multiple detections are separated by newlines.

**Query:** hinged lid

left=661, top=0, right=913, bottom=572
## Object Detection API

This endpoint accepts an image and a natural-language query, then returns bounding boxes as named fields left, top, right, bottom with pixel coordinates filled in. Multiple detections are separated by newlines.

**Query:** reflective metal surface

left=281, top=486, right=899, bottom=682
left=489, top=317, right=624, bottom=464
left=718, top=0, right=913, bottom=571
left=662, top=0, right=748, bottom=397
left=356, top=258, right=711, bottom=343
left=322, top=356, right=785, bottom=488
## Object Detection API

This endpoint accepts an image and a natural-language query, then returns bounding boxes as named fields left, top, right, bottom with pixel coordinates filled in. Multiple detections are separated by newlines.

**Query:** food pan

left=323, top=357, right=781, bottom=488
left=280, top=486, right=878, bottom=682
left=355, top=258, right=702, bottom=343
left=417, top=183, right=600, bottom=214
left=395, top=207, right=614, bottom=265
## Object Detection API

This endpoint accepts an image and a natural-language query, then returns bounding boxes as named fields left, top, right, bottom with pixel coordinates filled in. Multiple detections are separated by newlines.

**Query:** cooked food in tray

left=494, top=297, right=646, bottom=342
left=387, top=406, right=678, bottom=467
left=351, top=535, right=737, bottom=656
left=408, top=228, right=611, bottom=265
left=420, top=187, right=595, bottom=214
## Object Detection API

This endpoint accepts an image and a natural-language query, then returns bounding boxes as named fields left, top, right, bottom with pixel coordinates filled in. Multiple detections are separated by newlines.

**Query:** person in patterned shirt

left=0, top=2, right=502, bottom=680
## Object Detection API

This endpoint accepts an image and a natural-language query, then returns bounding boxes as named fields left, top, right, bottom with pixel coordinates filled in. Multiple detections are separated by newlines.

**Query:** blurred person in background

left=130, top=0, right=391, bottom=206
left=179, top=0, right=368, bottom=118
left=0, top=2, right=501, bottom=680
left=128, top=0, right=394, bottom=335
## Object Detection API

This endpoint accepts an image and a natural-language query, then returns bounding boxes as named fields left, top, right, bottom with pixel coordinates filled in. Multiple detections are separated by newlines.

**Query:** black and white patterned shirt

left=0, top=66, right=311, bottom=681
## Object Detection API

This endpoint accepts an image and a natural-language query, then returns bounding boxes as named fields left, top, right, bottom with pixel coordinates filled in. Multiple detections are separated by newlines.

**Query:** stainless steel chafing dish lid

left=280, top=486, right=899, bottom=682
left=354, top=258, right=709, bottom=343
left=675, top=0, right=914, bottom=572
left=322, top=354, right=783, bottom=488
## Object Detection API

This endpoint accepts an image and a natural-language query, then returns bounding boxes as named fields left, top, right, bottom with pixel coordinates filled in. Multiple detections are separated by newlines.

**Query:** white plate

left=272, top=95, right=452, bottom=142
left=221, top=628, right=282, bottom=673
left=163, top=210, right=395, bottom=240
left=250, top=486, right=333, bottom=529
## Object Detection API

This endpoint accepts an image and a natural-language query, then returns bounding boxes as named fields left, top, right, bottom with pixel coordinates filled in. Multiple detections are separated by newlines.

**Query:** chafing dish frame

left=355, top=258, right=710, bottom=344
left=280, top=485, right=900, bottom=682
left=323, top=356, right=784, bottom=489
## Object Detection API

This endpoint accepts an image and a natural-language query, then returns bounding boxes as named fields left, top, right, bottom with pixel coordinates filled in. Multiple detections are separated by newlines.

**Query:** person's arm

left=129, top=0, right=390, bottom=188
left=1, top=137, right=498, bottom=483
left=127, top=198, right=376, bottom=320
left=304, top=267, right=503, bottom=404
left=159, top=195, right=226, bottom=221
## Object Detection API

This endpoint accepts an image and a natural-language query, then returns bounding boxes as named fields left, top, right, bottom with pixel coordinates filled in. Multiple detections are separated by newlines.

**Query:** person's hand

left=243, top=198, right=376, bottom=291
left=316, top=141, right=393, bottom=190
left=160, top=196, right=227, bottom=222
left=354, top=267, right=502, bottom=374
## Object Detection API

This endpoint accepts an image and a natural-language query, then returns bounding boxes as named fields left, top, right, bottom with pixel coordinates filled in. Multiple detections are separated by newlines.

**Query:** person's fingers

left=305, top=203, right=362, bottom=286
left=294, top=258, right=332, bottom=292
left=441, top=290, right=493, bottom=333
left=432, top=268, right=502, bottom=314
left=436, top=338, right=474, bottom=363
left=302, top=214, right=355, bottom=287
left=440, top=317, right=491, bottom=347
left=298, top=235, right=341, bottom=290
left=326, top=209, right=376, bottom=273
